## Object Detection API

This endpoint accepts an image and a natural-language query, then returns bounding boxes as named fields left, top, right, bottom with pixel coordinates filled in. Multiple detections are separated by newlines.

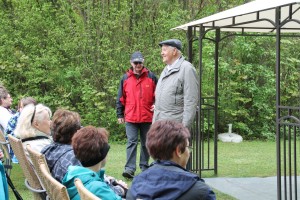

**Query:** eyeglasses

left=186, top=146, right=193, bottom=151
left=31, top=106, right=36, bottom=124
left=133, top=62, right=142, bottom=65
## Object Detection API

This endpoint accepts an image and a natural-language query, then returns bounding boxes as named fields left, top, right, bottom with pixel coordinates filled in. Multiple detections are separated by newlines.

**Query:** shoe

left=122, top=170, right=134, bottom=179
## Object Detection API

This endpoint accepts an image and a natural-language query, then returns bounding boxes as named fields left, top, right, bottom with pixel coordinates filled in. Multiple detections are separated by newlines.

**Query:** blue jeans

left=124, top=122, right=151, bottom=172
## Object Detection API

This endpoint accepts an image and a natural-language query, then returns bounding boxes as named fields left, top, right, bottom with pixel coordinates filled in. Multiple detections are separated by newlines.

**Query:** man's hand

left=0, top=149, right=4, bottom=160
left=118, top=118, right=125, bottom=124
left=114, top=179, right=128, bottom=189
left=150, top=104, right=155, bottom=112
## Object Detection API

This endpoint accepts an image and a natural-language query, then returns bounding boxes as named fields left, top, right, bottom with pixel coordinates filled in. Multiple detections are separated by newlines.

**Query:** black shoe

left=122, top=170, right=134, bottom=179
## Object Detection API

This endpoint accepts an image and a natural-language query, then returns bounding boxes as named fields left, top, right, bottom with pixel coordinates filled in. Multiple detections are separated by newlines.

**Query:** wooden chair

left=7, top=134, right=46, bottom=200
left=38, top=157, right=70, bottom=200
left=0, top=130, right=12, bottom=176
left=74, top=178, right=101, bottom=200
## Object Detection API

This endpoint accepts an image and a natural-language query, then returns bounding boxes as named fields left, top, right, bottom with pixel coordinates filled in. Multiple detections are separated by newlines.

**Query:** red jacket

left=116, top=67, right=157, bottom=123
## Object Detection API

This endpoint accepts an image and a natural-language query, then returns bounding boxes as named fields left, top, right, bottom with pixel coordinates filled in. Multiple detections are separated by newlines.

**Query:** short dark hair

left=51, top=109, right=81, bottom=144
left=146, top=120, right=190, bottom=160
left=72, top=126, right=109, bottom=167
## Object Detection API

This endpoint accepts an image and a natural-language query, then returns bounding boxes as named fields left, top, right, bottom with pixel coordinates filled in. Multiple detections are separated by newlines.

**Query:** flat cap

left=159, top=39, right=182, bottom=50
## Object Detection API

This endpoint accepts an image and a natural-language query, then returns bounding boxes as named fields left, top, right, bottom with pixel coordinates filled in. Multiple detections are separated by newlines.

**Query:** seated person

left=14, top=103, right=52, bottom=160
left=41, top=109, right=82, bottom=182
left=0, top=86, right=15, bottom=133
left=5, top=97, right=37, bottom=163
left=0, top=159, right=9, bottom=200
left=6, top=97, right=37, bottom=136
left=127, top=120, right=216, bottom=200
left=62, top=126, right=127, bottom=200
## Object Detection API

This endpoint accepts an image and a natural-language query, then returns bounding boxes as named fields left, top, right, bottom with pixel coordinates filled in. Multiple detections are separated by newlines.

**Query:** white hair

left=14, top=103, right=52, bottom=139
left=168, top=46, right=182, bottom=56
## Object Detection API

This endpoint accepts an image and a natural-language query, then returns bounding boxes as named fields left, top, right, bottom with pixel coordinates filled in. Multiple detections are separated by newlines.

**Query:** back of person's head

left=51, top=109, right=81, bottom=144
left=18, top=97, right=37, bottom=111
left=15, top=103, right=52, bottom=139
left=72, top=126, right=110, bottom=167
left=146, top=120, right=190, bottom=160
left=0, top=86, right=9, bottom=106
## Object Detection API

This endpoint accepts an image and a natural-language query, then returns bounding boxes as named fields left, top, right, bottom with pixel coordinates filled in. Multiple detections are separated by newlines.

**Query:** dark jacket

left=116, top=67, right=157, bottom=123
left=41, top=143, right=81, bottom=182
left=126, top=160, right=216, bottom=200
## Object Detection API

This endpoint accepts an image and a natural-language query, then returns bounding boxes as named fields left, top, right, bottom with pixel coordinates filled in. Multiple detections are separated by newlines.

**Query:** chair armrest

left=24, top=179, right=46, bottom=193
left=0, top=141, right=9, bottom=145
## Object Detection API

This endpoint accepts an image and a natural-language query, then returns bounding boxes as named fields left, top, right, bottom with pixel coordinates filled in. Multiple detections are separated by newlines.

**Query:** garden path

left=204, top=176, right=300, bottom=200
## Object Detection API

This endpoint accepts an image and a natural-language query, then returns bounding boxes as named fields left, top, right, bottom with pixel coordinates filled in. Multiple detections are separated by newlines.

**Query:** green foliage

left=217, top=37, right=277, bottom=140
left=0, top=0, right=298, bottom=141
left=200, top=34, right=298, bottom=140
left=0, top=0, right=191, bottom=140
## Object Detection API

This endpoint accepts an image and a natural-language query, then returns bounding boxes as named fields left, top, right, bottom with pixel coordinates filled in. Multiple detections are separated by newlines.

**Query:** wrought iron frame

left=185, top=4, right=300, bottom=200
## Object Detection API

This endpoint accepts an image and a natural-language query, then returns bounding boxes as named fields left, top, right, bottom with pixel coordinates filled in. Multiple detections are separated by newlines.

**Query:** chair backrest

left=39, top=158, right=70, bottom=200
left=7, top=135, right=45, bottom=200
left=74, top=178, right=101, bottom=200
left=26, top=145, right=50, bottom=195
left=0, top=130, right=12, bottom=176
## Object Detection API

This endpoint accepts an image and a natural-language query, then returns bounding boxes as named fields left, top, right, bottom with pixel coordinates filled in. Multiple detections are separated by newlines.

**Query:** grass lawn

left=7, top=140, right=288, bottom=200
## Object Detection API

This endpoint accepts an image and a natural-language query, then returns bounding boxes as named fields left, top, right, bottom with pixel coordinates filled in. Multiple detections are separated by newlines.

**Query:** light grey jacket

left=153, top=56, right=199, bottom=127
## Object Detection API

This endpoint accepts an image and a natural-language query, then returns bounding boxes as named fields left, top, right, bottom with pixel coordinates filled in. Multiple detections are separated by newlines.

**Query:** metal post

left=214, top=29, right=220, bottom=174
left=187, top=26, right=193, bottom=63
left=275, top=6, right=282, bottom=200
left=186, top=26, right=193, bottom=171
left=198, top=25, right=204, bottom=177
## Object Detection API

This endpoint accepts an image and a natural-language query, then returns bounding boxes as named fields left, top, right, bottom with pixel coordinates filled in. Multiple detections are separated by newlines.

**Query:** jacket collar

left=130, top=158, right=199, bottom=200
left=127, top=67, right=148, bottom=77
left=163, top=56, right=185, bottom=76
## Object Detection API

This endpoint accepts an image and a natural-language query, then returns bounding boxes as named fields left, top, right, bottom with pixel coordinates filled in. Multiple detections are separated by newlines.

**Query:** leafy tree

left=0, top=0, right=298, bottom=141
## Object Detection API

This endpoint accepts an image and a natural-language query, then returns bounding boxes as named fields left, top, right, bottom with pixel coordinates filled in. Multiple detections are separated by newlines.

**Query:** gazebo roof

left=172, top=0, right=300, bottom=33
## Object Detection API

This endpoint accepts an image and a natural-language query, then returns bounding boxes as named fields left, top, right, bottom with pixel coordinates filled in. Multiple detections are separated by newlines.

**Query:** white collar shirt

left=167, top=57, right=180, bottom=71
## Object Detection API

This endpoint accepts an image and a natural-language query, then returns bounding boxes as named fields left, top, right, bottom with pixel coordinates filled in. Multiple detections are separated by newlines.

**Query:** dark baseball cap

left=130, top=51, right=144, bottom=62
left=159, top=39, right=182, bottom=50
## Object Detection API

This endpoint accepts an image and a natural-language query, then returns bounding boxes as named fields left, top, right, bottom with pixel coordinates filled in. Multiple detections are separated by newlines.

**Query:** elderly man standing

left=116, top=51, right=157, bottom=179
left=0, top=86, right=14, bottom=133
left=153, top=39, right=199, bottom=128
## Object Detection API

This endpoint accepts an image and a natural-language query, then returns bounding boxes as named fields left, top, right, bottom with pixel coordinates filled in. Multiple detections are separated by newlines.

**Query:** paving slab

left=203, top=176, right=300, bottom=200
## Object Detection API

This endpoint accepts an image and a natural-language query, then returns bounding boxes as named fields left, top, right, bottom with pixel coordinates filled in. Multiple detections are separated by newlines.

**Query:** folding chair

left=0, top=130, right=12, bottom=176
left=74, top=178, right=101, bottom=200
left=0, top=132, right=22, bottom=200
left=8, top=135, right=46, bottom=200
left=26, top=145, right=51, bottom=197
left=38, top=159, right=70, bottom=200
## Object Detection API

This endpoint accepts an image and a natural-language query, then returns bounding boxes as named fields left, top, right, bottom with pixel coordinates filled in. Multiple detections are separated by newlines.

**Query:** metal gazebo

left=172, top=0, right=300, bottom=199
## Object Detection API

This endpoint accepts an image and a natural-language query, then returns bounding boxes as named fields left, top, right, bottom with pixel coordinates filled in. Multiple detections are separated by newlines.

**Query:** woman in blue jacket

left=62, top=126, right=127, bottom=200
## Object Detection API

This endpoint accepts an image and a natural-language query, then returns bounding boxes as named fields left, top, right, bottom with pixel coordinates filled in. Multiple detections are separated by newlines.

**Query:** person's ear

left=175, top=146, right=183, bottom=158
left=32, top=120, right=38, bottom=128
left=172, top=48, right=177, bottom=56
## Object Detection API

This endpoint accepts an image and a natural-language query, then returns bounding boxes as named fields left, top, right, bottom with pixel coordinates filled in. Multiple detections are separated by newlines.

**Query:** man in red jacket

left=116, top=51, right=157, bottom=179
